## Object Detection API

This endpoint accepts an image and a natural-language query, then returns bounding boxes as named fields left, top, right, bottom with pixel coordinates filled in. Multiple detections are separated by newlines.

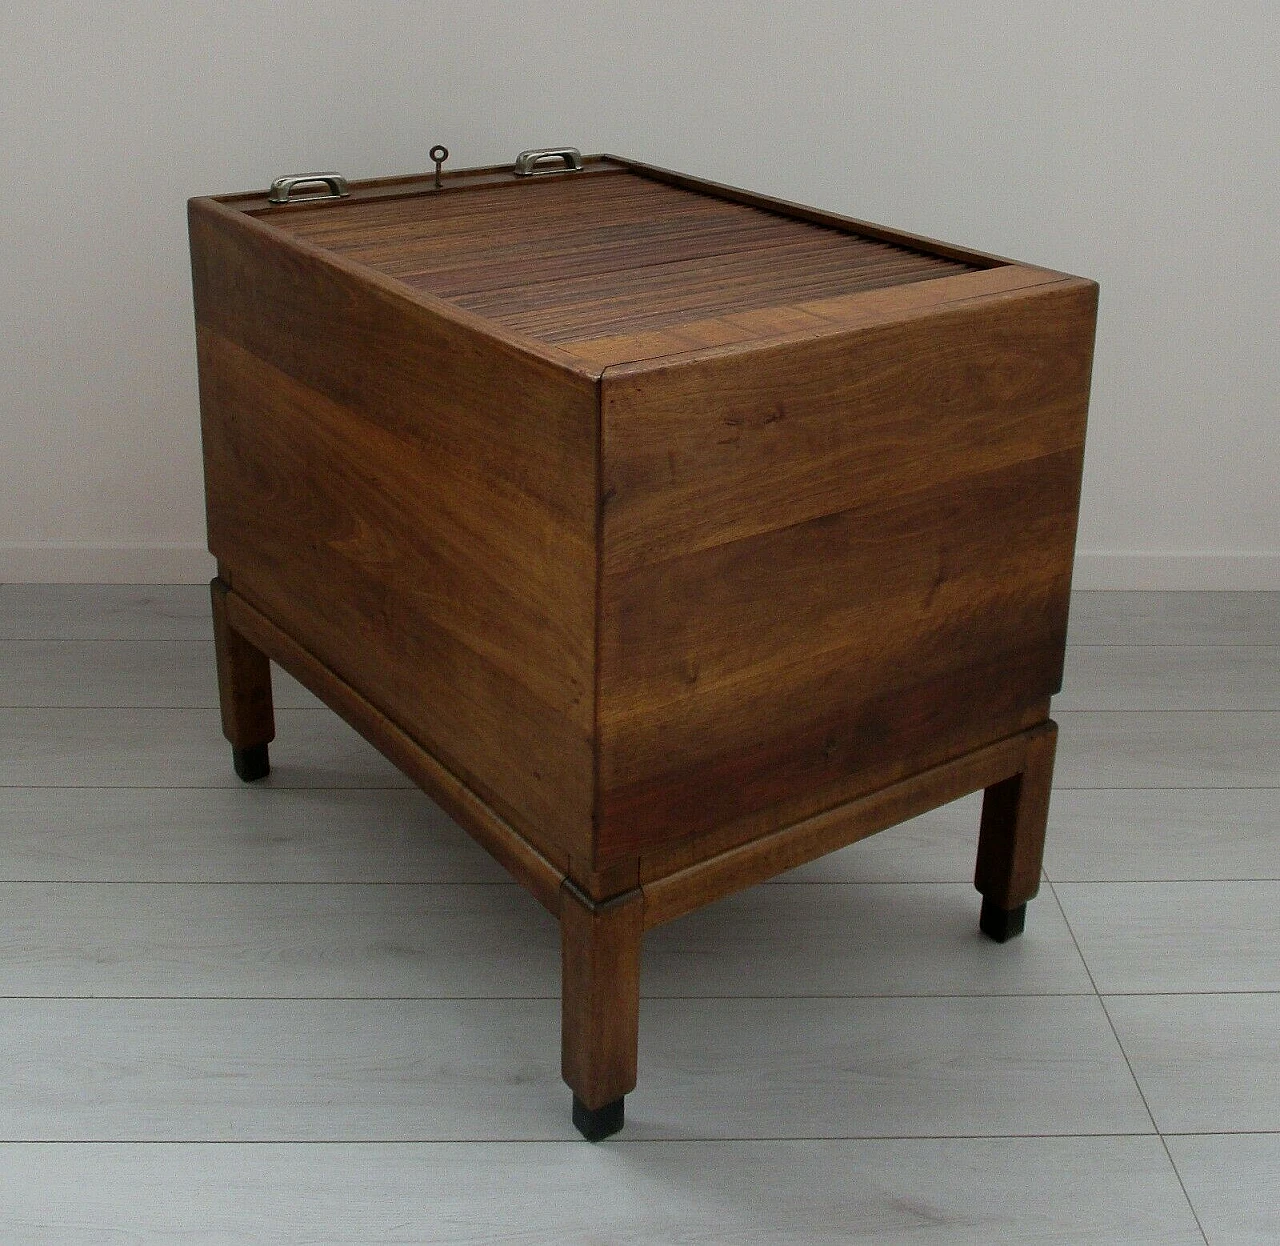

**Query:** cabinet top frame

left=191, top=154, right=1084, bottom=378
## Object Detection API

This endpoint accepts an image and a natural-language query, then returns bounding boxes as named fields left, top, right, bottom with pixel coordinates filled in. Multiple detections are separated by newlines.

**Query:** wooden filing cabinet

left=189, top=148, right=1098, bottom=1140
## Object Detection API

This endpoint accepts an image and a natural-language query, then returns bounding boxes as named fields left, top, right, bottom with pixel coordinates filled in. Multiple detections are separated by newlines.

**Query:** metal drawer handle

left=267, top=173, right=350, bottom=204
left=513, top=147, right=584, bottom=177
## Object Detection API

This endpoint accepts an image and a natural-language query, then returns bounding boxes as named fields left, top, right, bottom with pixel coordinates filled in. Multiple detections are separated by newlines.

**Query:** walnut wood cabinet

left=189, top=151, right=1098, bottom=1140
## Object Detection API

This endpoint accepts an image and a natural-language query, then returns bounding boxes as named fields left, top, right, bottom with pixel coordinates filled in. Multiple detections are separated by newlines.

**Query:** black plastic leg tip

left=980, top=898, right=1027, bottom=943
left=572, top=1095, right=624, bottom=1142
left=232, top=743, right=270, bottom=782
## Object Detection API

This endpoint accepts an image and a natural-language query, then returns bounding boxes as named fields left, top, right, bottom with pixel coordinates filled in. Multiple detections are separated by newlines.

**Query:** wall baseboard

left=1072, top=551, right=1280, bottom=590
left=0, top=543, right=216, bottom=584
left=1, top=544, right=1277, bottom=590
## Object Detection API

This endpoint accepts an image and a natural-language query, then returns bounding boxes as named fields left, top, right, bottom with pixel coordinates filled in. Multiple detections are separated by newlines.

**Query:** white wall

left=1, top=1, right=1276, bottom=586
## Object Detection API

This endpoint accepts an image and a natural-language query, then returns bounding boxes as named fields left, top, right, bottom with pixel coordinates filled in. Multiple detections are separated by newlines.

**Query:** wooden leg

left=560, top=881, right=643, bottom=1141
left=210, top=577, right=275, bottom=781
left=974, top=721, right=1056, bottom=942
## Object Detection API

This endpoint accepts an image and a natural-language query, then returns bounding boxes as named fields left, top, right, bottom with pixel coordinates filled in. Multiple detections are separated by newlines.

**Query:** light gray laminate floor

left=0, top=586, right=1276, bottom=1244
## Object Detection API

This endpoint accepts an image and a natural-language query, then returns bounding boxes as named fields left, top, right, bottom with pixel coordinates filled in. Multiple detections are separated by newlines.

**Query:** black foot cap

left=572, top=1094, right=624, bottom=1142
left=980, top=898, right=1027, bottom=943
left=232, top=743, right=270, bottom=782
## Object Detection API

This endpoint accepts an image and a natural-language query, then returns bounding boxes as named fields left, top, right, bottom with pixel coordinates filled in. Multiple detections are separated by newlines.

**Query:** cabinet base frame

left=214, top=578, right=1055, bottom=1139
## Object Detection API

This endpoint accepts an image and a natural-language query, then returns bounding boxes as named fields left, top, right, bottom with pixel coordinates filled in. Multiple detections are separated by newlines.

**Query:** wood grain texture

left=286, top=179, right=826, bottom=287
left=1043, top=788, right=1280, bottom=882
left=0, top=1138, right=1204, bottom=1245
left=1065, top=590, right=1280, bottom=647
left=209, top=577, right=273, bottom=751
left=642, top=729, right=1034, bottom=927
left=645, top=881, right=1093, bottom=998
left=226, top=589, right=565, bottom=912
left=610, top=155, right=1015, bottom=269
left=599, top=276, right=1097, bottom=571
left=0, top=639, right=318, bottom=710
left=457, top=243, right=971, bottom=345
left=1053, top=711, right=1280, bottom=789
left=558, top=264, right=1064, bottom=369
left=0, top=584, right=211, bottom=641
left=1105, top=994, right=1280, bottom=1134
left=560, top=883, right=643, bottom=1110
left=191, top=159, right=1099, bottom=1131
left=775, top=792, right=986, bottom=884
left=1054, top=880, right=1280, bottom=993
left=597, top=278, right=1097, bottom=859
left=0, top=587, right=1266, bottom=1238
left=191, top=198, right=597, bottom=861
left=0, top=707, right=414, bottom=789
left=0, top=881, right=556, bottom=999
left=267, top=168, right=976, bottom=347
left=975, top=721, right=1057, bottom=908
left=627, top=995, right=1151, bottom=1139
left=600, top=453, right=1075, bottom=829
left=0, top=786, right=510, bottom=884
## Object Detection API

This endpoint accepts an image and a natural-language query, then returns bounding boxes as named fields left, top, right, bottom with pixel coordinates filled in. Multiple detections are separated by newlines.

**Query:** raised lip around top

left=205, top=152, right=1014, bottom=272
left=190, top=155, right=1088, bottom=377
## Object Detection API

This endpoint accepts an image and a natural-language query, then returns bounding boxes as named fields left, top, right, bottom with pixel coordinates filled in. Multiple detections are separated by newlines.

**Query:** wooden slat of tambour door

left=461, top=253, right=971, bottom=343
left=289, top=202, right=845, bottom=293
left=276, top=172, right=761, bottom=237
left=497, top=262, right=972, bottom=346
left=403, top=206, right=901, bottom=264
left=454, top=233, right=962, bottom=312
left=273, top=175, right=746, bottom=259
left=289, top=183, right=811, bottom=245
left=617, top=156, right=1015, bottom=269
left=270, top=170, right=974, bottom=345
left=283, top=198, right=783, bottom=276
left=393, top=217, right=849, bottom=296
left=556, top=266, right=1058, bottom=374
left=458, top=240, right=959, bottom=321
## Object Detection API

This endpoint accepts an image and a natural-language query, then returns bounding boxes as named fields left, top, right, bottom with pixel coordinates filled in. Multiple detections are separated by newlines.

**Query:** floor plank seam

left=0, top=879, right=524, bottom=886
left=1045, top=877, right=1280, bottom=884
left=1044, top=876, right=1215, bottom=1237
left=0, top=991, right=1106, bottom=1001
left=1044, top=879, right=1163, bottom=1131
left=0, top=785, right=417, bottom=791
left=0, top=1131, right=1172, bottom=1145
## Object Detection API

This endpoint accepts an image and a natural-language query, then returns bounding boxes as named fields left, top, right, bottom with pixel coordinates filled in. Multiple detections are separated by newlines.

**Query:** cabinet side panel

left=598, top=279, right=1097, bottom=863
left=190, top=200, right=597, bottom=862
